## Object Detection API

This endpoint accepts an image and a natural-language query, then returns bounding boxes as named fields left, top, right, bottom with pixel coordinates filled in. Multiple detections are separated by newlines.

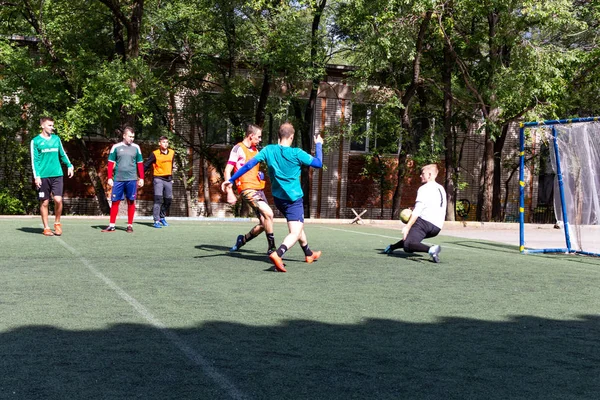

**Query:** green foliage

left=0, top=130, right=37, bottom=215
left=2, top=0, right=600, bottom=221
left=60, top=58, right=166, bottom=139
left=0, top=189, right=25, bottom=215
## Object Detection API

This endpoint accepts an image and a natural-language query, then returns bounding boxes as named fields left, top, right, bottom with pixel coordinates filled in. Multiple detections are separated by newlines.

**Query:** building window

left=350, top=103, right=369, bottom=152
left=350, top=103, right=398, bottom=153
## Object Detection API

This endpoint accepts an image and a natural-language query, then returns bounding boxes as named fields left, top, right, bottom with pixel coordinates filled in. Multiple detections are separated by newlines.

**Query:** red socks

left=127, top=200, right=135, bottom=225
left=109, top=200, right=120, bottom=224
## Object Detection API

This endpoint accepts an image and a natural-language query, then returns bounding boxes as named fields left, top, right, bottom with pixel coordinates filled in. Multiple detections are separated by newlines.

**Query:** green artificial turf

left=1, top=218, right=600, bottom=399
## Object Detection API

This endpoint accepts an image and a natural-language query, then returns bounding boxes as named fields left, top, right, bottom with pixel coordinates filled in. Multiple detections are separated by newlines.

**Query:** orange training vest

left=152, top=149, right=174, bottom=176
left=235, top=143, right=265, bottom=193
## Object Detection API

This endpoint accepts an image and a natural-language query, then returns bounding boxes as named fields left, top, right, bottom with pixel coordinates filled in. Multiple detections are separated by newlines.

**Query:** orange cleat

left=305, top=250, right=321, bottom=264
left=53, top=223, right=62, bottom=236
left=43, top=228, right=54, bottom=236
left=268, top=252, right=287, bottom=272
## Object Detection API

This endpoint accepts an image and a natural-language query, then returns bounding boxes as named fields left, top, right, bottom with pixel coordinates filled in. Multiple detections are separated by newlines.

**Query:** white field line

left=56, top=237, right=249, bottom=400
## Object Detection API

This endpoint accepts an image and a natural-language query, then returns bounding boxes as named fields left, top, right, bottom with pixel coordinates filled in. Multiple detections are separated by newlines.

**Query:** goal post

left=519, top=116, right=600, bottom=256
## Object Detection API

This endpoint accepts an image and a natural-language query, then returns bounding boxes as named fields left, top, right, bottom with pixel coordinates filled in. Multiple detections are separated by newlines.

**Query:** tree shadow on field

left=1, top=315, right=600, bottom=399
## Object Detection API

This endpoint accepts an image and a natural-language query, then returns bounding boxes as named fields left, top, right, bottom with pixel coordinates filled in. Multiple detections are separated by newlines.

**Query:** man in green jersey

left=30, top=116, right=74, bottom=236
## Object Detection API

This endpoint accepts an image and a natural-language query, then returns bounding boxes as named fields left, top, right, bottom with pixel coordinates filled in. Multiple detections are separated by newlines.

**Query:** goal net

left=519, top=118, right=600, bottom=256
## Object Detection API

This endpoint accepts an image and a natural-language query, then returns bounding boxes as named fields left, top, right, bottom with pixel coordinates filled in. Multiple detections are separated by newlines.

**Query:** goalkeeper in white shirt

left=384, top=163, right=446, bottom=263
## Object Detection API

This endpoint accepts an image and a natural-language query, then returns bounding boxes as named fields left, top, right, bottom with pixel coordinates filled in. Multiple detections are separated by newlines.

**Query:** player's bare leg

left=53, top=195, right=63, bottom=235
left=258, top=201, right=275, bottom=253
left=40, top=199, right=53, bottom=235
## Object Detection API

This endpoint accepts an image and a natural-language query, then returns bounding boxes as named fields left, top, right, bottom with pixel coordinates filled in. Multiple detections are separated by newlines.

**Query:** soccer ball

left=400, top=208, right=412, bottom=224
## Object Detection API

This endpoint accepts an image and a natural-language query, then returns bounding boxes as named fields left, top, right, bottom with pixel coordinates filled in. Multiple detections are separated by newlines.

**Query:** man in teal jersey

left=30, top=116, right=74, bottom=236
left=222, top=122, right=323, bottom=272
left=101, top=127, right=144, bottom=233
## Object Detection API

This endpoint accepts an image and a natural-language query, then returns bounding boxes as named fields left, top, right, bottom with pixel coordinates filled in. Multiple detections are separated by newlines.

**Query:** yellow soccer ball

left=400, top=208, right=412, bottom=224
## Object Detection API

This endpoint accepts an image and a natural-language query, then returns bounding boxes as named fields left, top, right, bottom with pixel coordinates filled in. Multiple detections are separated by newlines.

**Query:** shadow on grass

left=378, top=249, right=429, bottom=263
left=194, top=245, right=317, bottom=271
left=528, top=253, right=600, bottom=266
left=135, top=222, right=161, bottom=228
left=1, top=316, right=599, bottom=399
left=451, top=240, right=518, bottom=253
left=90, top=225, right=132, bottom=232
left=16, top=227, right=44, bottom=235
left=195, top=244, right=273, bottom=265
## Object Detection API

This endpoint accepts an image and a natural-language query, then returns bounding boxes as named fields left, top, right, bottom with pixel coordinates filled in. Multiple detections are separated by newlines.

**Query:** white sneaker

left=428, top=245, right=441, bottom=263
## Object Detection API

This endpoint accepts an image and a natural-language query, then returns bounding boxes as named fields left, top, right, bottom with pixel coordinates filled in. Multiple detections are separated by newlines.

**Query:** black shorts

left=406, top=217, right=441, bottom=243
left=38, top=177, right=64, bottom=201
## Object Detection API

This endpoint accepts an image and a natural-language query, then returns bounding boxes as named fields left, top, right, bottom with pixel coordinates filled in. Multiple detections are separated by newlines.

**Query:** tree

left=333, top=0, right=436, bottom=219
left=0, top=0, right=165, bottom=214
left=440, top=0, right=580, bottom=221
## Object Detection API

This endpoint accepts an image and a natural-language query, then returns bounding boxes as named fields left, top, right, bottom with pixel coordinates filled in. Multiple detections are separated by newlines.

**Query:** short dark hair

left=159, top=136, right=168, bottom=141
left=40, top=116, right=53, bottom=124
left=122, top=126, right=134, bottom=136
left=245, top=124, right=261, bottom=137
left=278, top=122, right=295, bottom=140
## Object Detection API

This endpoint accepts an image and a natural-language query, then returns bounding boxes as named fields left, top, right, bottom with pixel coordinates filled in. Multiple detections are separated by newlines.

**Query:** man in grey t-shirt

left=101, top=127, right=144, bottom=233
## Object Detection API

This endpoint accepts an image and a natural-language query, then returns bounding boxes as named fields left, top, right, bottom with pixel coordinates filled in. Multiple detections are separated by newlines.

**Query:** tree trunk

left=99, top=0, right=144, bottom=126
left=296, top=0, right=328, bottom=218
left=442, top=4, right=456, bottom=222
left=476, top=124, right=495, bottom=221
left=168, top=91, right=193, bottom=217
left=255, top=69, right=271, bottom=128
left=75, top=138, right=110, bottom=214
left=174, top=152, right=193, bottom=217
left=391, top=152, right=408, bottom=219
left=194, top=122, right=213, bottom=217
left=202, top=157, right=213, bottom=217
left=491, top=124, right=509, bottom=220
left=390, top=10, right=432, bottom=220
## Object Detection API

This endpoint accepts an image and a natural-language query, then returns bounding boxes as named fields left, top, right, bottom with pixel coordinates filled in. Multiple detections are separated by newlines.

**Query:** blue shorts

left=274, top=197, right=304, bottom=223
left=111, top=180, right=138, bottom=201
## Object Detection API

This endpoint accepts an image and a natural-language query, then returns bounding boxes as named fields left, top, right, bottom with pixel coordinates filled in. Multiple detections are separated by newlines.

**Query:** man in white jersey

left=383, top=163, right=446, bottom=263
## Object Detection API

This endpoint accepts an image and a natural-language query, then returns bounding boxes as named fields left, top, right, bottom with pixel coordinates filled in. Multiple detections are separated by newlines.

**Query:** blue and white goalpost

left=519, top=117, right=600, bottom=256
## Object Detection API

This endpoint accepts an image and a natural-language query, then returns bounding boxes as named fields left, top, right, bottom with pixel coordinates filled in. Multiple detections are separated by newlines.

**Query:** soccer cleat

left=101, top=226, right=116, bottom=232
left=267, top=247, right=276, bottom=256
left=428, top=245, right=441, bottom=263
left=43, top=228, right=54, bottom=236
left=268, top=252, right=287, bottom=272
left=305, top=250, right=322, bottom=264
left=53, top=223, right=62, bottom=236
left=160, top=218, right=169, bottom=227
left=126, top=226, right=134, bottom=233
left=383, top=245, right=393, bottom=254
left=153, top=221, right=162, bottom=228
left=230, top=235, right=245, bottom=252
